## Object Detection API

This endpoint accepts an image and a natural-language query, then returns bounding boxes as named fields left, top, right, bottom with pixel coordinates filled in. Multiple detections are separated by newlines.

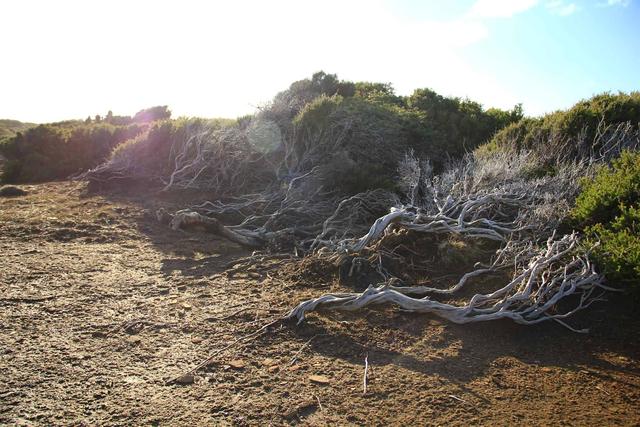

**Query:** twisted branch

left=287, top=234, right=614, bottom=332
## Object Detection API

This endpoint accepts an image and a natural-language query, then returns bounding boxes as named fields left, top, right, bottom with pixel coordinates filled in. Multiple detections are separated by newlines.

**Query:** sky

left=0, top=0, right=638, bottom=123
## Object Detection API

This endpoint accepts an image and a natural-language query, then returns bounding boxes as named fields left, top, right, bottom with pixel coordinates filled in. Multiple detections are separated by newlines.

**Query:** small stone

left=261, top=358, right=276, bottom=367
left=308, top=375, right=330, bottom=385
left=176, top=374, right=194, bottom=385
left=229, top=359, right=245, bottom=369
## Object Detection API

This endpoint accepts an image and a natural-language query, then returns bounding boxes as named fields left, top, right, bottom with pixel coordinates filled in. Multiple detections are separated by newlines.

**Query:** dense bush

left=107, top=120, right=176, bottom=180
left=489, top=92, right=640, bottom=154
left=572, top=150, right=640, bottom=293
left=3, top=72, right=523, bottom=190
left=476, top=94, right=640, bottom=296
left=73, top=72, right=524, bottom=196
left=95, top=117, right=270, bottom=193
left=290, top=95, right=431, bottom=193
left=587, top=205, right=640, bottom=291
left=354, top=82, right=403, bottom=106
left=407, top=88, right=523, bottom=156
left=281, top=75, right=522, bottom=193
left=263, top=72, right=519, bottom=165
left=0, top=106, right=173, bottom=183
left=0, top=121, right=145, bottom=182
left=107, top=118, right=233, bottom=179
left=573, top=150, right=640, bottom=226
left=261, top=71, right=356, bottom=134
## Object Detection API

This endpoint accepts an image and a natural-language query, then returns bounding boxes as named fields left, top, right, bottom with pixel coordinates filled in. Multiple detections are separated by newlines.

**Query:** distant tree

left=512, top=103, right=524, bottom=121
left=133, top=106, right=171, bottom=123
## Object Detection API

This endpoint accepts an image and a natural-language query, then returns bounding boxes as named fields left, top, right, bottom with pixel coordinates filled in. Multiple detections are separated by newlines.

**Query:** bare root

left=287, top=234, right=615, bottom=332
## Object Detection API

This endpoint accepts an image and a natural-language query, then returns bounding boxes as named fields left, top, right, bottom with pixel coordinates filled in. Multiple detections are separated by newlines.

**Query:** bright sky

left=1, top=0, right=638, bottom=123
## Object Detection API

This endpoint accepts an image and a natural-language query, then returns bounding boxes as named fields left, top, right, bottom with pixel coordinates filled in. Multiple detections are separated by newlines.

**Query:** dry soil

left=1, top=182, right=639, bottom=426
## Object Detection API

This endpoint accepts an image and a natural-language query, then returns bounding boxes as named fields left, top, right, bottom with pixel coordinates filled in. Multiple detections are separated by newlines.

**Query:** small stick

left=363, top=352, right=369, bottom=395
left=449, top=394, right=467, bottom=403
left=166, top=315, right=284, bottom=385
left=315, top=394, right=323, bottom=411
left=289, top=335, right=323, bottom=365
left=0, top=295, right=62, bottom=304
left=219, top=307, right=254, bottom=320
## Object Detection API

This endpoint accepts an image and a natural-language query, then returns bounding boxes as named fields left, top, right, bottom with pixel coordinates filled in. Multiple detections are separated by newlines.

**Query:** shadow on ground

left=284, top=292, right=640, bottom=386
left=93, top=182, right=640, bottom=388
left=85, top=183, right=250, bottom=278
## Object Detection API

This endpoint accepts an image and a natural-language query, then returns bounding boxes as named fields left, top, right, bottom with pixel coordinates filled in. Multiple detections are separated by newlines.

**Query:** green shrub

left=572, top=150, right=640, bottom=294
left=407, top=88, right=522, bottom=156
left=108, top=121, right=174, bottom=178
left=285, top=79, right=522, bottom=193
left=0, top=106, right=178, bottom=183
left=488, top=92, right=640, bottom=155
left=292, top=95, right=341, bottom=141
left=263, top=71, right=357, bottom=134
left=354, top=82, right=403, bottom=106
left=586, top=204, right=640, bottom=292
left=108, top=118, right=222, bottom=180
left=290, top=95, right=432, bottom=193
left=263, top=72, right=519, bottom=166
left=0, top=121, right=145, bottom=182
left=572, top=150, right=640, bottom=226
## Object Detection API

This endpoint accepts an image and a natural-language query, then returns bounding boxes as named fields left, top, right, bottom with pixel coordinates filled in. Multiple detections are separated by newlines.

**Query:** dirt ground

left=1, top=181, right=639, bottom=426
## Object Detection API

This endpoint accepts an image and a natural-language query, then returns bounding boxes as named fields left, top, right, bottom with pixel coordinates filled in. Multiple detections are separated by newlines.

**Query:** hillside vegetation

left=0, top=119, right=36, bottom=140
left=82, top=72, right=523, bottom=195
left=0, top=106, right=170, bottom=182
left=482, top=91, right=640, bottom=157
left=4, top=72, right=640, bottom=323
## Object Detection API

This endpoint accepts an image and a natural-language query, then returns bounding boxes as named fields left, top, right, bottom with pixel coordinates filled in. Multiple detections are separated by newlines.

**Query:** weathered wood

left=169, top=210, right=264, bottom=248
